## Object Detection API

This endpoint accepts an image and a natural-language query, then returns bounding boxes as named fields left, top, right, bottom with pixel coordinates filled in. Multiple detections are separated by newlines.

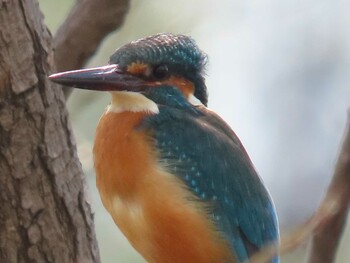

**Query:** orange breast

left=93, top=110, right=236, bottom=263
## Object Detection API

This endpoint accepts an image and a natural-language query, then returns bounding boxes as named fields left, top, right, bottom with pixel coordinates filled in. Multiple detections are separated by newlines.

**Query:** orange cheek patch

left=127, top=62, right=150, bottom=75
left=163, top=76, right=195, bottom=98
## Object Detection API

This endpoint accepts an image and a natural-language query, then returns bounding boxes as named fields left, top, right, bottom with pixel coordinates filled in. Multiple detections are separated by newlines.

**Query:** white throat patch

left=188, top=94, right=204, bottom=106
left=107, top=91, right=159, bottom=114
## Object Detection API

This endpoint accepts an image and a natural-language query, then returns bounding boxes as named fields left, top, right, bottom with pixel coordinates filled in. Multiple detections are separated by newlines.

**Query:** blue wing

left=143, top=87, right=279, bottom=262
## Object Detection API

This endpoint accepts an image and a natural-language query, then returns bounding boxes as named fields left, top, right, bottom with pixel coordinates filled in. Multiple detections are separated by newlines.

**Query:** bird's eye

left=153, top=65, right=169, bottom=80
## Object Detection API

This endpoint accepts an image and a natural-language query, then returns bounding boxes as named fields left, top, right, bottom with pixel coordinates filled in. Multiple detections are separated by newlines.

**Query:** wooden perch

left=53, top=0, right=130, bottom=98
left=250, top=111, right=350, bottom=263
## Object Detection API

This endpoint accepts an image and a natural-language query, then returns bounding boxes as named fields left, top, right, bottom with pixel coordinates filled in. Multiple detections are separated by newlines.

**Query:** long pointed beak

left=49, top=64, right=149, bottom=92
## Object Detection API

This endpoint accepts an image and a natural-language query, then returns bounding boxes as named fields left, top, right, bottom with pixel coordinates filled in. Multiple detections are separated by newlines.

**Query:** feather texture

left=141, top=86, right=279, bottom=262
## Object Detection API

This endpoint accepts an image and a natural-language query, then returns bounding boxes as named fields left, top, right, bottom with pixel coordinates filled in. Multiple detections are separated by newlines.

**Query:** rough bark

left=53, top=0, right=130, bottom=98
left=0, top=1, right=100, bottom=262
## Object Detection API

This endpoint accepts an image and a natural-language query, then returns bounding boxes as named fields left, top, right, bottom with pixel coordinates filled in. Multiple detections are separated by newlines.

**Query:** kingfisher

left=49, top=33, right=279, bottom=263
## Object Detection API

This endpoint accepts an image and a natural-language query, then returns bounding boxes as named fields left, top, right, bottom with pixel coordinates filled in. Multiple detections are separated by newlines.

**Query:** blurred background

left=39, top=0, right=350, bottom=262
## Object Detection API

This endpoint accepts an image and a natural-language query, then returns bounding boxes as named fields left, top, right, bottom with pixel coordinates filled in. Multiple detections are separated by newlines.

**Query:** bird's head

left=50, top=33, right=208, bottom=106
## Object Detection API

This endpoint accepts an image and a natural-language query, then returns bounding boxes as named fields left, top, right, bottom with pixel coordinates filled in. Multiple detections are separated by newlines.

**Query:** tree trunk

left=0, top=1, right=100, bottom=262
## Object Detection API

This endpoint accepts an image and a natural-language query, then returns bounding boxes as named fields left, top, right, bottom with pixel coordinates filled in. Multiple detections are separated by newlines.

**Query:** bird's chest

left=93, top=111, right=153, bottom=248
left=93, top=111, right=152, bottom=197
left=93, top=111, right=234, bottom=263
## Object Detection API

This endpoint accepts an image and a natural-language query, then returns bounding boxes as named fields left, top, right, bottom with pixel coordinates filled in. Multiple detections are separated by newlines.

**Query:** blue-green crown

left=109, top=33, right=208, bottom=105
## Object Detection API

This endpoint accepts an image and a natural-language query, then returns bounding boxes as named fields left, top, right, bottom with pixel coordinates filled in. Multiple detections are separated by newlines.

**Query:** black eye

left=153, top=65, right=169, bottom=80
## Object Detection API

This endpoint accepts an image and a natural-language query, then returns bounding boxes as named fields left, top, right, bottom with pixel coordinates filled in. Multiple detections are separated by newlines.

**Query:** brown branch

left=53, top=0, right=130, bottom=98
left=308, top=111, right=350, bottom=263
left=250, top=111, right=350, bottom=263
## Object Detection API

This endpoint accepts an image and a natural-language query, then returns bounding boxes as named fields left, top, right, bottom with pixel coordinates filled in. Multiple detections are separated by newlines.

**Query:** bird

left=49, top=33, right=279, bottom=263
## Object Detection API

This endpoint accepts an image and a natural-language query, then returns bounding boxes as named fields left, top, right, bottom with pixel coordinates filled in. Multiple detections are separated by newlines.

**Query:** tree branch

left=250, top=111, right=350, bottom=263
left=53, top=0, right=130, bottom=98
left=308, top=111, right=350, bottom=263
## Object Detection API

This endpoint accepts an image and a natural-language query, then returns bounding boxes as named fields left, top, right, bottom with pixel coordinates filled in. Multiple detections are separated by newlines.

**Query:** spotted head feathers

left=109, top=34, right=209, bottom=105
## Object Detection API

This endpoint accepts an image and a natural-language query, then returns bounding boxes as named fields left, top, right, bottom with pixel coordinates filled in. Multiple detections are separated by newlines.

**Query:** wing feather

left=142, top=87, right=279, bottom=262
